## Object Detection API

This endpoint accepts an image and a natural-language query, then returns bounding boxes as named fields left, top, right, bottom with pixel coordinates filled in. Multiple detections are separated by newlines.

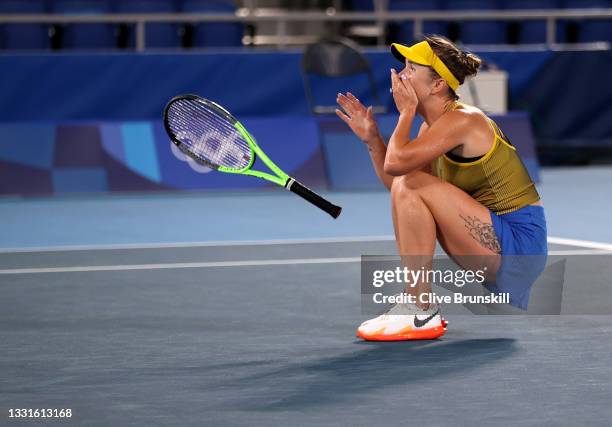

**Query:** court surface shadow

left=213, top=338, right=518, bottom=411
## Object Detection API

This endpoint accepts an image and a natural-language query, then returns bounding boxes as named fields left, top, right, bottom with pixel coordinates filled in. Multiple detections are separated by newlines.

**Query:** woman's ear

left=430, top=78, right=447, bottom=96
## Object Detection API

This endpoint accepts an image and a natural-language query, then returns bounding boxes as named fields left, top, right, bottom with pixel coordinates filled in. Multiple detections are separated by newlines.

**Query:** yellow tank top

left=431, top=104, right=540, bottom=215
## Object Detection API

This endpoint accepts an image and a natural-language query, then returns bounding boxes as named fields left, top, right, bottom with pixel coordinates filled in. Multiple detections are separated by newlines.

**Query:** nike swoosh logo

left=413, top=310, right=440, bottom=328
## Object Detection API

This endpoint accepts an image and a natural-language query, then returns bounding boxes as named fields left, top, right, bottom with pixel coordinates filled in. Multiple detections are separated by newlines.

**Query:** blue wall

left=1, top=49, right=609, bottom=148
left=0, top=49, right=551, bottom=121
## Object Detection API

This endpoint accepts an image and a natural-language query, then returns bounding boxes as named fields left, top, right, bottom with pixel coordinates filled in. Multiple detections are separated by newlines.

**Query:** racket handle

left=286, top=178, right=342, bottom=219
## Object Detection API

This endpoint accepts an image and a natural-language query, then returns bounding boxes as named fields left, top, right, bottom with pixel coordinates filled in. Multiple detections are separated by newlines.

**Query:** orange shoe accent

left=357, top=325, right=446, bottom=341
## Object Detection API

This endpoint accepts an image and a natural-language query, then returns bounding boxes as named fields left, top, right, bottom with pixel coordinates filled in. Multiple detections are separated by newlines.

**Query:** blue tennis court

left=2, top=167, right=612, bottom=426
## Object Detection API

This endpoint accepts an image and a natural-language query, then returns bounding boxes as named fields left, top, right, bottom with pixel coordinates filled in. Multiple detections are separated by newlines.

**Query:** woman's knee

left=390, top=175, right=407, bottom=198
left=391, top=175, right=424, bottom=205
left=391, top=171, right=434, bottom=194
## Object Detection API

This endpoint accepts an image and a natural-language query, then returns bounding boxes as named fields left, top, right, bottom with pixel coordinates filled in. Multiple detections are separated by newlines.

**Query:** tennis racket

left=163, top=94, right=342, bottom=219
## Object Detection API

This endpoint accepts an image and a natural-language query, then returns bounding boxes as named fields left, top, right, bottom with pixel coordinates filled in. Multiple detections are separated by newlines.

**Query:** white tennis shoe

left=357, top=301, right=447, bottom=341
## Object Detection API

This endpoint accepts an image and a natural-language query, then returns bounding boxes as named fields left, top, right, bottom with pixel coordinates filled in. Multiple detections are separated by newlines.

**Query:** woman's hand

left=335, top=92, right=381, bottom=145
left=390, top=68, right=418, bottom=116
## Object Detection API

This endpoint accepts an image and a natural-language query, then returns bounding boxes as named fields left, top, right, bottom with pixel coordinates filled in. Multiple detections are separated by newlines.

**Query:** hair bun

left=461, top=51, right=482, bottom=77
left=423, top=34, right=483, bottom=94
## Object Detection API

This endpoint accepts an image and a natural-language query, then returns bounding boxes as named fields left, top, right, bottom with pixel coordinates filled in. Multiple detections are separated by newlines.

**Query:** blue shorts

left=489, top=205, right=547, bottom=256
left=487, top=205, right=548, bottom=310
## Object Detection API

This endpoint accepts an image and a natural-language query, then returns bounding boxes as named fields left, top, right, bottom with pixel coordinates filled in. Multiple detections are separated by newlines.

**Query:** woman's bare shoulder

left=447, top=104, right=491, bottom=131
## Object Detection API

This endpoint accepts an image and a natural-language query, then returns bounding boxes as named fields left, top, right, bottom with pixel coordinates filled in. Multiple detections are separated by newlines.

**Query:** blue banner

left=0, top=113, right=539, bottom=195
left=0, top=117, right=328, bottom=195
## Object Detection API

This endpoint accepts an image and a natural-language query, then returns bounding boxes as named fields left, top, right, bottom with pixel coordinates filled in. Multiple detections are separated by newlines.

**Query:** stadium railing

left=0, top=8, right=611, bottom=50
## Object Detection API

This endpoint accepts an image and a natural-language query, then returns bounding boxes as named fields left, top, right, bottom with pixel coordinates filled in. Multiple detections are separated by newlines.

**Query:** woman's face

left=398, top=60, right=436, bottom=104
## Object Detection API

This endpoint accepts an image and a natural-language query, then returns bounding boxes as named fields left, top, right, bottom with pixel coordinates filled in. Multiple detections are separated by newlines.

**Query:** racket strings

left=170, top=103, right=249, bottom=169
left=167, top=99, right=252, bottom=170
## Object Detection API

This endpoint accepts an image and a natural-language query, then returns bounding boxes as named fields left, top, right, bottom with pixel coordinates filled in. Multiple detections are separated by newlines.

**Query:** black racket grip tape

left=287, top=179, right=342, bottom=219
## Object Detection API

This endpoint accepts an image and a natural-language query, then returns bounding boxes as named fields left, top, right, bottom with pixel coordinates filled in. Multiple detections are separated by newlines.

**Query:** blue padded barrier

left=0, top=117, right=328, bottom=195
left=0, top=113, right=539, bottom=195
left=0, top=49, right=555, bottom=120
left=1, top=49, right=609, bottom=151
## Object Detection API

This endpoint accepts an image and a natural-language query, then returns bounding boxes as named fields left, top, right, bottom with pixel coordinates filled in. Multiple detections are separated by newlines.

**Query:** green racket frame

left=164, top=95, right=342, bottom=219
left=217, top=121, right=289, bottom=188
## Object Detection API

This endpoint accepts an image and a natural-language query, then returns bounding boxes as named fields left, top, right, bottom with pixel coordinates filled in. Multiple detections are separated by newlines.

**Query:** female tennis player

left=336, top=35, right=547, bottom=341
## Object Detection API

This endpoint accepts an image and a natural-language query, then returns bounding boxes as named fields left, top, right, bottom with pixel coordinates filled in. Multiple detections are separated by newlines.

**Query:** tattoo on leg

left=459, top=214, right=501, bottom=254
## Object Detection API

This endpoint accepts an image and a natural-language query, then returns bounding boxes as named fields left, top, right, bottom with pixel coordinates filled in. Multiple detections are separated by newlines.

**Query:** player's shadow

left=217, top=337, right=517, bottom=411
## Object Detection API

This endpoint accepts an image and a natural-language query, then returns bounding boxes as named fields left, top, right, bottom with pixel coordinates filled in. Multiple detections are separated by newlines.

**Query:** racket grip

left=286, top=178, right=342, bottom=219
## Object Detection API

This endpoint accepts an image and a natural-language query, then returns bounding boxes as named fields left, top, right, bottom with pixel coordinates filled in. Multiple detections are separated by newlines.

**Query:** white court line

left=0, top=257, right=361, bottom=275
left=0, top=249, right=610, bottom=275
left=548, top=249, right=612, bottom=255
left=547, top=236, right=612, bottom=251
left=1, top=235, right=611, bottom=254
left=0, top=236, right=396, bottom=254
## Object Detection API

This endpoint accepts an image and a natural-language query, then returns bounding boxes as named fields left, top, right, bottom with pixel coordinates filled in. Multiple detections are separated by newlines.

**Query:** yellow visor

left=390, top=41, right=460, bottom=92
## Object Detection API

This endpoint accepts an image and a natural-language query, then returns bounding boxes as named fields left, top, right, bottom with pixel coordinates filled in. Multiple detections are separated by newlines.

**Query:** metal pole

left=136, top=20, right=145, bottom=52
left=277, top=19, right=286, bottom=48
left=414, top=18, right=423, bottom=41
left=375, top=0, right=386, bottom=47
left=246, top=0, right=255, bottom=14
left=546, top=17, right=555, bottom=47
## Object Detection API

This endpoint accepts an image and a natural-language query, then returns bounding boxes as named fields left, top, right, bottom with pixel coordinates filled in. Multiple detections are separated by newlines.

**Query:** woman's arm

left=383, top=69, right=471, bottom=176
left=336, top=92, right=395, bottom=190
left=363, top=134, right=394, bottom=190
left=415, top=122, right=432, bottom=175
left=384, top=110, right=475, bottom=176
